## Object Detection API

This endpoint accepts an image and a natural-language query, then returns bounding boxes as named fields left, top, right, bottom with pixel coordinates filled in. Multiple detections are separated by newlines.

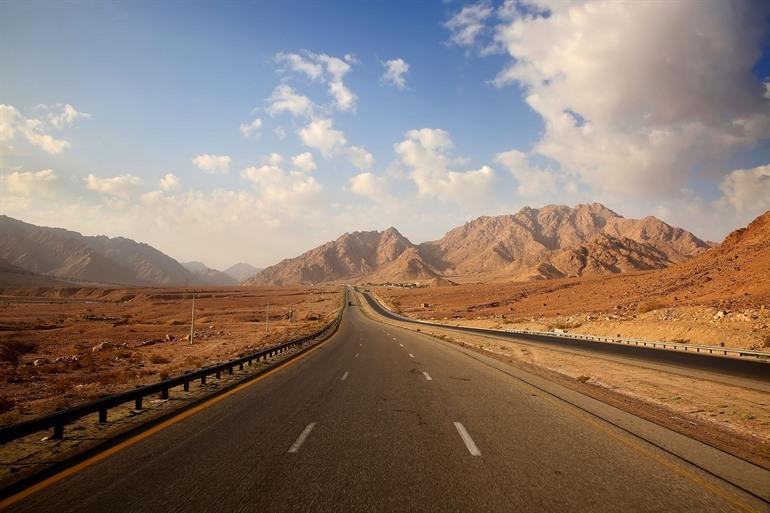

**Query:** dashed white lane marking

left=399, top=343, right=404, bottom=347
left=355, top=353, right=359, bottom=358
left=341, top=371, right=349, bottom=381
left=454, top=422, right=481, bottom=456
left=288, top=422, right=317, bottom=453
left=408, top=353, right=415, bottom=358
left=423, top=371, right=432, bottom=381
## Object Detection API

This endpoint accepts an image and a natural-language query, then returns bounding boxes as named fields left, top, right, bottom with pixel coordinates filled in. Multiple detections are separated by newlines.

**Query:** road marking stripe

left=423, top=371, right=432, bottom=381
left=341, top=371, right=349, bottom=381
left=288, top=422, right=316, bottom=453
left=354, top=353, right=359, bottom=358
left=409, top=353, right=414, bottom=358
left=454, top=422, right=481, bottom=456
left=0, top=337, right=330, bottom=510
left=399, top=343, right=404, bottom=347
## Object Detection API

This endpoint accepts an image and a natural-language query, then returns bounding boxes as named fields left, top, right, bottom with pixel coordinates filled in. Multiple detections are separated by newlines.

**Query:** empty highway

left=3, top=291, right=767, bottom=512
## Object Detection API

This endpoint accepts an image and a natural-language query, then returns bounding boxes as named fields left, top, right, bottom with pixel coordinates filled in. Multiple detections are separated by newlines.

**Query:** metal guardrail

left=0, top=296, right=346, bottom=445
left=362, top=290, right=770, bottom=362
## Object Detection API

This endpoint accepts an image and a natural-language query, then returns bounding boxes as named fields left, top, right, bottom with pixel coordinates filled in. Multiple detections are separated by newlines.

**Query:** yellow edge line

left=359, top=292, right=763, bottom=513
left=0, top=339, right=328, bottom=510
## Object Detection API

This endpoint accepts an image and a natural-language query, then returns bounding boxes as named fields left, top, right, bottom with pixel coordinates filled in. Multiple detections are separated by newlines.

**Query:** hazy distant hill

left=182, top=261, right=238, bottom=286
left=0, top=215, right=206, bottom=287
left=247, top=203, right=711, bottom=285
left=224, top=262, right=262, bottom=283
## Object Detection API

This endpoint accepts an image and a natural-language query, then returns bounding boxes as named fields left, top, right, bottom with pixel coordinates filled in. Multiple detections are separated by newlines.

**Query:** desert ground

left=0, top=285, right=341, bottom=424
left=374, top=273, right=770, bottom=351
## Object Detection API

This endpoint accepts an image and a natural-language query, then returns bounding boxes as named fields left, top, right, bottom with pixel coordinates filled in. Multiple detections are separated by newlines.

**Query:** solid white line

left=341, top=371, right=349, bottom=381
left=399, top=343, right=404, bottom=347
left=408, top=353, right=414, bottom=358
left=454, top=422, right=481, bottom=456
left=288, top=422, right=317, bottom=453
left=423, top=371, right=432, bottom=381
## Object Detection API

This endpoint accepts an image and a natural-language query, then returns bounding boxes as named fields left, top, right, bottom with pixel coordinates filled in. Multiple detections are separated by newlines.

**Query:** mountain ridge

left=246, top=203, right=711, bottom=285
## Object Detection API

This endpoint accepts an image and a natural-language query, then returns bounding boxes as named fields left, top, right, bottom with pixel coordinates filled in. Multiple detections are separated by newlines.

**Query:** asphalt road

left=361, top=291, right=770, bottom=391
left=5, top=293, right=766, bottom=512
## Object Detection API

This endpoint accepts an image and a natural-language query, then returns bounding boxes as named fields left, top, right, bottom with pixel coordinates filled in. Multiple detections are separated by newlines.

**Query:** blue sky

left=1, top=1, right=769, bottom=269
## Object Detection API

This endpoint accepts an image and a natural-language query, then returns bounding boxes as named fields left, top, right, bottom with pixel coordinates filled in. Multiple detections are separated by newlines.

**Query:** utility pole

left=189, top=291, right=195, bottom=345
left=265, top=301, right=269, bottom=338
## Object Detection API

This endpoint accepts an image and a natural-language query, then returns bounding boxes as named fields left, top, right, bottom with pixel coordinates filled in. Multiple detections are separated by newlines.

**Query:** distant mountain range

left=0, top=216, right=252, bottom=287
left=246, top=203, right=711, bottom=285
left=0, top=204, right=713, bottom=288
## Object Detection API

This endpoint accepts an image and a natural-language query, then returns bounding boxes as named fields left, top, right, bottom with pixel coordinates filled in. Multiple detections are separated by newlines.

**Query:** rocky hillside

left=248, top=228, right=427, bottom=285
left=419, top=203, right=710, bottom=280
left=249, top=203, right=710, bottom=285
left=182, top=261, right=238, bottom=286
left=0, top=215, right=204, bottom=287
left=224, top=262, right=262, bottom=283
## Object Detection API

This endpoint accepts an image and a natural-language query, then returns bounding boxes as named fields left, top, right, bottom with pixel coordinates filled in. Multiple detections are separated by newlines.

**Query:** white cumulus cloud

left=239, top=117, right=262, bottom=138
left=159, top=173, right=181, bottom=192
left=192, top=154, right=231, bottom=174
left=395, top=128, right=495, bottom=206
left=2, top=169, right=59, bottom=196
left=349, top=172, right=389, bottom=201
left=297, top=118, right=347, bottom=158
left=381, top=58, right=410, bottom=90
left=445, top=1, right=494, bottom=48
left=718, top=164, right=770, bottom=214
left=487, top=0, right=770, bottom=198
left=291, top=152, right=316, bottom=173
left=86, top=173, right=143, bottom=199
left=266, top=85, right=315, bottom=119
left=0, top=104, right=82, bottom=154
left=274, top=51, right=358, bottom=112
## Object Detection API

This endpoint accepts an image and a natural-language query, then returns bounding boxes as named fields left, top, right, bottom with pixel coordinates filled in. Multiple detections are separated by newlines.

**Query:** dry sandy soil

left=375, top=277, right=770, bottom=351
left=0, top=285, right=342, bottom=425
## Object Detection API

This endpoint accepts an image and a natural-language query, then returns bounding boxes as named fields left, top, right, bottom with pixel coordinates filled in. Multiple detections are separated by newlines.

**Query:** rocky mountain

left=638, top=210, right=770, bottom=304
left=224, top=262, right=262, bottom=283
left=182, top=261, right=238, bottom=286
left=248, top=228, right=427, bottom=285
left=248, top=203, right=711, bottom=285
left=0, top=215, right=205, bottom=287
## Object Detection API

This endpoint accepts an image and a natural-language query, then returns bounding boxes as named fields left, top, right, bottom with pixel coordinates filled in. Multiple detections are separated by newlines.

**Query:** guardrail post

left=135, top=397, right=143, bottom=410
left=239, top=362, right=244, bottom=370
left=228, top=366, right=233, bottom=375
left=99, top=407, right=107, bottom=424
left=52, top=423, right=64, bottom=440
left=161, top=388, right=169, bottom=400
left=215, top=370, right=221, bottom=379
left=183, top=381, right=190, bottom=392
left=201, top=374, right=207, bottom=385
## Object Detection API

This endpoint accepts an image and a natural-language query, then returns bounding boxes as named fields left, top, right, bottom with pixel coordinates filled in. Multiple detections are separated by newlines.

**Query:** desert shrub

left=638, top=301, right=665, bottom=314
left=576, top=375, right=590, bottom=383
left=0, top=341, right=37, bottom=370
left=149, top=354, right=171, bottom=364
left=0, top=395, right=15, bottom=413
left=763, top=334, right=770, bottom=348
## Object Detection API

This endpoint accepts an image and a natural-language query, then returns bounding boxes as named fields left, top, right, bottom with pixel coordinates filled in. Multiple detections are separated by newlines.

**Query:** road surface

left=361, top=291, right=770, bottom=391
left=4, top=293, right=767, bottom=512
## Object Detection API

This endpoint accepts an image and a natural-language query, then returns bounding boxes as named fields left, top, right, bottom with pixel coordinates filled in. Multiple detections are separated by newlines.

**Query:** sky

left=1, top=0, right=769, bottom=270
